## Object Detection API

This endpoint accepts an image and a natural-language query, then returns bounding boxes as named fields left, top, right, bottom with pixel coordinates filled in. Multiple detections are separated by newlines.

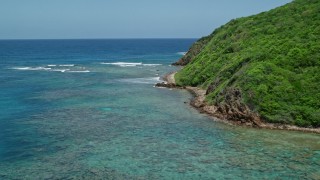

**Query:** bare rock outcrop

left=155, top=82, right=184, bottom=89
left=213, top=88, right=262, bottom=127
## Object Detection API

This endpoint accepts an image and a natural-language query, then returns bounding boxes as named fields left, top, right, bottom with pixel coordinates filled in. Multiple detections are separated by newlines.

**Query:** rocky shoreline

left=156, top=72, right=320, bottom=134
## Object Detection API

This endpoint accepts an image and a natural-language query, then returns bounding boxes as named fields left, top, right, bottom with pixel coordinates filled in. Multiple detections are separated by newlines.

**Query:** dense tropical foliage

left=175, top=0, right=320, bottom=127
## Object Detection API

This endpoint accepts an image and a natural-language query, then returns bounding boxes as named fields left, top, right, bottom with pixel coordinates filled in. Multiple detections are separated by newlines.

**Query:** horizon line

left=0, top=37, right=199, bottom=41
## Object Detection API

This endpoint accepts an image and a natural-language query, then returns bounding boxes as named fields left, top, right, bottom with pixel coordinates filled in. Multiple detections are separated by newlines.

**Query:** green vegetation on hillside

left=175, top=0, right=320, bottom=127
left=172, top=35, right=213, bottom=66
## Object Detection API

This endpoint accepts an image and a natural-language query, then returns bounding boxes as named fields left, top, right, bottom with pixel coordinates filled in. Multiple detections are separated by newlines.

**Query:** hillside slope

left=175, top=0, right=320, bottom=127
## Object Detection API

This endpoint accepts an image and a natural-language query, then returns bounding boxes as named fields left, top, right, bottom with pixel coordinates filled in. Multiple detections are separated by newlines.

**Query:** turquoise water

left=0, top=39, right=319, bottom=179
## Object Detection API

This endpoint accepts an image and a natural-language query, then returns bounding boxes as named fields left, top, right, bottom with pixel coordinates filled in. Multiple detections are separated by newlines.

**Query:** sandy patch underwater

left=0, top=39, right=319, bottom=179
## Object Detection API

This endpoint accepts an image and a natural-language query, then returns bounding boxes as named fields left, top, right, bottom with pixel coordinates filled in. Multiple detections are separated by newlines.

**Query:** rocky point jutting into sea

left=158, top=0, right=320, bottom=132
left=168, top=0, right=320, bottom=132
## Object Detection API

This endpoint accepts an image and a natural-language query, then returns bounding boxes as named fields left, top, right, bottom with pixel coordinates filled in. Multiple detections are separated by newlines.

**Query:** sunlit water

left=0, top=39, right=319, bottom=179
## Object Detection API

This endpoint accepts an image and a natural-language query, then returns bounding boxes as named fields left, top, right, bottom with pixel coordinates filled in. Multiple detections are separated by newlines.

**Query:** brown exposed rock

left=156, top=72, right=320, bottom=133
left=215, top=88, right=263, bottom=127
left=189, top=87, right=263, bottom=127
left=155, top=82, right=185, bottom=89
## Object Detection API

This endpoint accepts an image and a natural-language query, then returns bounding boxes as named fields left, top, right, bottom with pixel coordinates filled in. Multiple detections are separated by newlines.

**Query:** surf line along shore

left=155, top=72, right=320, bottom=134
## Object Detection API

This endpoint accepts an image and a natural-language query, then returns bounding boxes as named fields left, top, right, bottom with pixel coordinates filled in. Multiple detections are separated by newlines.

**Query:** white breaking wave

left=66, top=70, right=90, bottom=73
left=11, top=67, right=52, bottom=71
left=118, top=77, right=161, bottom=84
left=59, top=64, right=75, bottom=67
left=101, top=62, right=142, bottom=66
left=142, top=64, right=162, bottom=66
left=177, top=52, right=187, bottom=56
left=101, top=62, right=162, bottom=67
left=47, top=65, right=57, bottom=67
left=119, top=64, right=138, bottom=67
left=10, top=66, right=89, bottom=73
left=51, top=69, right=70, bottom=72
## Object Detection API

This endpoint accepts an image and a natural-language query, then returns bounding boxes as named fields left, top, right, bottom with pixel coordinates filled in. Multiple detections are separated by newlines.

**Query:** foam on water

left=101, top=62, right=162, bottom=67
left=120, top=64, right=137, bottom=67
left=142, top=63, right=162, bottom=66
left=10, top=65, right=89, bottom=73
left=118, top=77, right=161, bottom=84
left=1, top=39, right=319, bottom=179
left=101, top=62, right=142, bottom=66
left=11, top=67, right=52, bottom=71
left=51, top=69, right=70, bottom=72
left=177, top=52, right=187, bottom=55
left=66, top=70, right=90, bottom=73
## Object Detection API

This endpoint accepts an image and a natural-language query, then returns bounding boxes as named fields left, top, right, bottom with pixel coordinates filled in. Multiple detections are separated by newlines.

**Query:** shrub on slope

left=175, top=0, right=320, bottom=127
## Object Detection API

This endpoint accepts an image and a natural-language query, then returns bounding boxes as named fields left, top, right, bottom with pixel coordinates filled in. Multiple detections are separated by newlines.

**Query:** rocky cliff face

left=190, top=87, right=263, bottom=127
left=213, top=88, right=262, bottom=126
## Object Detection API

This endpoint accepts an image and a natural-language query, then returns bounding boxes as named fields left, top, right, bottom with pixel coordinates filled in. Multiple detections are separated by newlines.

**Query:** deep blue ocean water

left=0, top=39, right=319, bottom=179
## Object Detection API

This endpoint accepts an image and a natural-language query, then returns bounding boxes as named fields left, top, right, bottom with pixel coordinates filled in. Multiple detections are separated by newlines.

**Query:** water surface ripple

left=0, top=40, right=319, bottom=179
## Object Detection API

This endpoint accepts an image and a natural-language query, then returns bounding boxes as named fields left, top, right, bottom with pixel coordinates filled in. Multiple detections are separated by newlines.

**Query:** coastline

left=158, top=72, right=320, bottom=134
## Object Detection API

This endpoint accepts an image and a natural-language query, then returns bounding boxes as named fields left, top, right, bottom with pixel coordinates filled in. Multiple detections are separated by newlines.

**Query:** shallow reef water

left=0, top=39, right=319, bottom=179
